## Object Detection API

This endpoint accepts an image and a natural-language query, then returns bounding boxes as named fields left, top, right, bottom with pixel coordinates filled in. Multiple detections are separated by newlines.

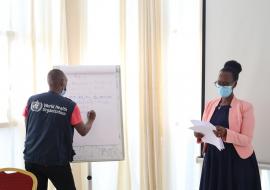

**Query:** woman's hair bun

left=224, top=60, right=242, bottom=74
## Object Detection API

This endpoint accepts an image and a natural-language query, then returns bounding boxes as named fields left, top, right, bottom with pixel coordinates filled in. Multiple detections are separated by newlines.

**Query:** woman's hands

left=194, top=132, right=204, bottom=138
left=194, top=126, right=227, bottom=142
left=213, top=126, right=227, bottom=140
left=194, top=132, right=204, bottom=143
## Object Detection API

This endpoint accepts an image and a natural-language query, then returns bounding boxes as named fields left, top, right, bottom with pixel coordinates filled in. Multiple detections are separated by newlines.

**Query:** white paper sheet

left=190, top=120, right=225, bottom=151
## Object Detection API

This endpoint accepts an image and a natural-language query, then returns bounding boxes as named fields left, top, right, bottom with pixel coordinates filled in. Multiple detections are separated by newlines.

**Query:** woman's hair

left=221, top=60, right=242, bottom=81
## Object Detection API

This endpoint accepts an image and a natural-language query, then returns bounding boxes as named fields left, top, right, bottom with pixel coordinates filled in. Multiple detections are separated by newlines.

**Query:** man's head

left=47, top=69, right=67, bottom=94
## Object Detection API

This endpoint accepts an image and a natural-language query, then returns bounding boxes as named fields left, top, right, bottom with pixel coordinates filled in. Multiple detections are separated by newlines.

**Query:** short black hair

left=220, top=60, right=242, bottom=81
left=47, top=69, right=66, bottom=87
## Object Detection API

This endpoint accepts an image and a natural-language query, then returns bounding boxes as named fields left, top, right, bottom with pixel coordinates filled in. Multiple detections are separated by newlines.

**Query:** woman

left=195, top=60, right=261, bottom=190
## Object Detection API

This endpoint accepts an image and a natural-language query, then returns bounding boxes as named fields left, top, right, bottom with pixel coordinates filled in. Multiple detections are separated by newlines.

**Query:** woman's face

left=217, top=71, right=235, bottom=88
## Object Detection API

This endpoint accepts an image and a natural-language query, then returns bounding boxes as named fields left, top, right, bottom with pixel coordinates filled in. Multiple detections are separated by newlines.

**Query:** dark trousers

left=25, top=162, right=76, bottom=190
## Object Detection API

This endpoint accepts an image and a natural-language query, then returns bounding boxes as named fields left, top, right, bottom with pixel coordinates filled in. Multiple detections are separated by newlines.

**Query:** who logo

left=31, top=100, right=43, bottom=112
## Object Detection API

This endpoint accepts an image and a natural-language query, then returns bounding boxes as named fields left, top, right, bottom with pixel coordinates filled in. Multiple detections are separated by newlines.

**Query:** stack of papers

left=190, top=120, right=225, bottom=151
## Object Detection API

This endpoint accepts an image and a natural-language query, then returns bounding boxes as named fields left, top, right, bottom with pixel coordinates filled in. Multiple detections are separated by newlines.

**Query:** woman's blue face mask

left=215, top=82, right=233, bottom=98
left=217, top=85, right=233, bottom=98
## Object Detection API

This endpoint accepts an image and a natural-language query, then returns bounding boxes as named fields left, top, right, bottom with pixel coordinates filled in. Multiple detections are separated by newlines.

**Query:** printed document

left=190, top=120, right=225, bottom=151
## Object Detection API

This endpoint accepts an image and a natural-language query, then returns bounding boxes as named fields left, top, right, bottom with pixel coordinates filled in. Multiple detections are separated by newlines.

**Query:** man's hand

left=75, top=110, right=96, bottom=136
left=87, top=110, right=96, bottom=121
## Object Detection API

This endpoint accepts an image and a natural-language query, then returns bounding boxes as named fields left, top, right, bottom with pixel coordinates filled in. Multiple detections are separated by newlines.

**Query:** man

left=23, top=69, right=96, bottom=190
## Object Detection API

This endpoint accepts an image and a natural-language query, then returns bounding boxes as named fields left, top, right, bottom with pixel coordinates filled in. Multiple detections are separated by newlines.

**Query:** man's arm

left=74, top=110, right=96, bottom=136
left=23, top=105, right=29, bottom=126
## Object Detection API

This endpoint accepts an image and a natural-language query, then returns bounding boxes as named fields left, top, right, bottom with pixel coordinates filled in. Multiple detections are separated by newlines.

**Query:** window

left=0, top=1, right=11, bottom=123
left=163, top=0, right=202, bottom=189
left=83, top=0, right=121, bottom=66
left=0, top=35, right=9, bottom=123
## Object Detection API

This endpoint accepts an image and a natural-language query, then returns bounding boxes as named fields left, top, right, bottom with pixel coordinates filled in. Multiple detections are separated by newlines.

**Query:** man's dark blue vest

left=24, top=91, right=76, bottom=166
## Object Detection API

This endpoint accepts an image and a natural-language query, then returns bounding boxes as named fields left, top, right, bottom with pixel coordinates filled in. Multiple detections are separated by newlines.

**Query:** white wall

left=205, top=0, right=270, bottom=166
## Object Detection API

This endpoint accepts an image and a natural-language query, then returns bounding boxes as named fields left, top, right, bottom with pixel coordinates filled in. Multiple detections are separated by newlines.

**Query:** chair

left=0, top=167, right=38, bottom=190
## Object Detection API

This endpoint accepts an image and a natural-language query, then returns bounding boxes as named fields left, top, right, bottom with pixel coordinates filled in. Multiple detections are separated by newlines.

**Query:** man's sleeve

left=23, top=105, right=29, bottom=117
left=71, top=105, right=83, bottom=126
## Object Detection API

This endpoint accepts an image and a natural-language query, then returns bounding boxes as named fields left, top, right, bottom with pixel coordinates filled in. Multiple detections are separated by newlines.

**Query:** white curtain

left=162, top=0, right=202, bottom=189
left=0, top=0, right=71, bottom=189
left=138, top=0, right=164, bottom=189
left=88, top=0, right=203, bottom=189
left=0, top=0, right=69, bottom=122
